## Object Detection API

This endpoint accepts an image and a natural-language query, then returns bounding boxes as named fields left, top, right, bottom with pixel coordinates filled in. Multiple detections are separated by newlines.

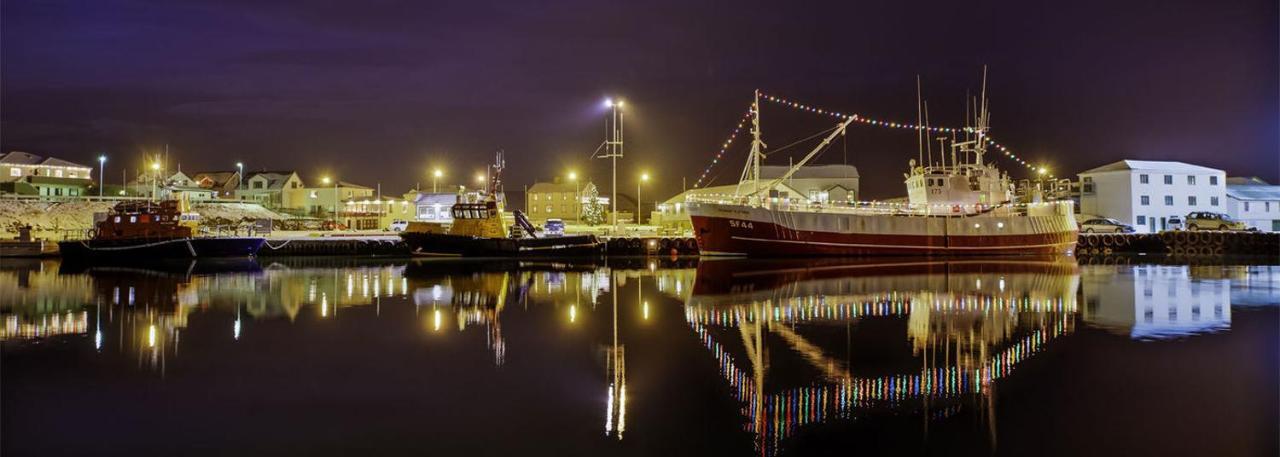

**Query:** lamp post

left=150, top=161, right=161, bottom=201
left=433, top=169, right=443, bottom=193
left=236, top=162, right=244, bottom=200
left=600, top=98, right=624, bottom=232
left=568, top=171, right=579, bottom=222
left=322, top=176, right=338, bottom=229
left=637, top=172, right=649, bottom=225
left=97, top=155, right=106, bottom=197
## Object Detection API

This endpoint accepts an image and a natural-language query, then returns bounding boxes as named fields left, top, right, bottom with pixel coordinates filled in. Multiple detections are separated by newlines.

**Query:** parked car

left=543, top=219, right=565, bottom=237
left=1080, top=218, right=1135, bottom=233
left=388, top=219, right=409, bottom=232
left=1166, top=215, right=1184, bottom=231
left=1185, top=212, right=1247, bottom=231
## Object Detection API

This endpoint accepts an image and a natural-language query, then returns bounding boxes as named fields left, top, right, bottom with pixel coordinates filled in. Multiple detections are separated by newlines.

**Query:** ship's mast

left=736, top=90, right=767, bottom=200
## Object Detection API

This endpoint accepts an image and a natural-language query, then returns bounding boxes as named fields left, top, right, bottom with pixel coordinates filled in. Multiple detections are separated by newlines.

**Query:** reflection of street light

left=637, top=172, right=649, bottom=225
left=432, top=168, right=443, bottom=193
left=97, top=155, right=106, bottom=197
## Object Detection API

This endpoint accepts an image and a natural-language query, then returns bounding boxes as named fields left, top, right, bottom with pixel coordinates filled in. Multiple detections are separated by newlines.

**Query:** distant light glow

left=147, top=324, right=157, bottom=347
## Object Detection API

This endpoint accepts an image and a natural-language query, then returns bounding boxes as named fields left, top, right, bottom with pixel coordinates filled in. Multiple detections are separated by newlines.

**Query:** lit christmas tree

left=580, top=182, right=605, bottom=226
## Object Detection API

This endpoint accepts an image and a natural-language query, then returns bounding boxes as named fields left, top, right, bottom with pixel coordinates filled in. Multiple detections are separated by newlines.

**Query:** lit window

left=54, top=169, right=64, bottom=177
left=533, top=194, right=539, bottom=201
left=9, top=167, right=19, bottom=177
left=310, top=191, right=318, bottom=198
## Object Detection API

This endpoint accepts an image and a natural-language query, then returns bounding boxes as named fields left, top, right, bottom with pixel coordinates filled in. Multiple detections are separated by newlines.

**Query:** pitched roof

left=1079, top=160, right=1223, bottom=175
left=0, top=151, right=44, bottom=165
left=191, top=171, right=240, bottom=188
left=1227, top=176, right=1269, bottom=185
left=245, top=171, right=298, bottom=189
left=761, top=164, right=859, bottom=179
left=528, top=181, right=578, bottom=193
left=0, top=151, right=90, bottom=168
left=1225, top=185, right=1280, bottom=201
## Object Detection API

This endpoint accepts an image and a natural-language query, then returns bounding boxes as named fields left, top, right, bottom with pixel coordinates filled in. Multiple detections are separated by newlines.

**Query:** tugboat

left=400, top=152, right=605, bottom=257
left=687, top=73, right=1077, bottom=256
left=58, top=196, right=265, bottom=259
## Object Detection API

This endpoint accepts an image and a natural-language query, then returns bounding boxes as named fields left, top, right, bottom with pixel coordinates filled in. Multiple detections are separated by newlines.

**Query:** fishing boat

left=57, top=198, right=265, bottom=259
left=687, top=73, right=1077, bottom=256
left=400, top=152, right=605, bottom=257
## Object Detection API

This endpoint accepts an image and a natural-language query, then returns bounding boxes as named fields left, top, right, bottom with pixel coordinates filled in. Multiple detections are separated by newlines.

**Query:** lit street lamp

left=322, top=176, right=338, bottom=229
left=432, top=168, right=443, bottom=193
left=150, top=161, right=161, bottom=201
left=97, top=155, right=106, bottom=197
left=568, top=170, right=579, bottom=222
left=637, top=172, right=649, bottom=225
left=236, top=162, right=244, bottom=200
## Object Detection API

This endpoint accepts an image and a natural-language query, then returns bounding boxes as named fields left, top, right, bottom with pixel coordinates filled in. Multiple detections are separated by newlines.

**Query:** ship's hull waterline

left=688, top=201, right=1077, bottom=256
left=57, top=237, right=267, bottom=259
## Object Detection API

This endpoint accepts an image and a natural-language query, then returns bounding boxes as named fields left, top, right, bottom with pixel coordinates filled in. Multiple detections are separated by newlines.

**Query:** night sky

left=3, top=0, right=1276, bottom=199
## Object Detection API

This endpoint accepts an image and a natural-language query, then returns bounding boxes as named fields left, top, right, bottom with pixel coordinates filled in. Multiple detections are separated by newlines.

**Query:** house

left=237, top=171, right=304, bottom=208
left=0, top=151, right=93, bottom=196
left=652, top=164, right=860, bottom=231
left=526, top=179, right=583, bottom=222
left=128, top=171, right=194, bottom=199
left=283, top=181, right=374, bottom=217
left=191, top=171, right=241, bottom=198
left=1078, top=160, right=1226, bottom=233
left=407, top=191, right=459, bottom=223
left=1224, top=177, right=1280, bottom=232
left=338, top=196, right=416, bottom=230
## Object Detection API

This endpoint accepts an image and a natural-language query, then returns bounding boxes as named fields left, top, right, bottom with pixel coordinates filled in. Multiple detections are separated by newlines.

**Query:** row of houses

left=1078, top=160, right=1280, bottom=233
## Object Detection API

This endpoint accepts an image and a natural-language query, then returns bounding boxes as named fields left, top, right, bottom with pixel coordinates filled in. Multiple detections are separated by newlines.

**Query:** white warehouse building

left=1225, top=177, right=1280, bottom=232
left=1078, top=160, right=1226, bottom=233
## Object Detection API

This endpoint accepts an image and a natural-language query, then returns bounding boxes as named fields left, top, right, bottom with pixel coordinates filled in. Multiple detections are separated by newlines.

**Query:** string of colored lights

left=757, top=91, right=1048, bottom=176
left=692, top=108, right=754, bottom=188
left=690, top=91, right=1052, bottom=189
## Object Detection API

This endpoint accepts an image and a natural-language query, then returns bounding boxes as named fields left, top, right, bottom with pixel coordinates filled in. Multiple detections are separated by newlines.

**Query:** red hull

left=691, top=215, right=1077, bottom=256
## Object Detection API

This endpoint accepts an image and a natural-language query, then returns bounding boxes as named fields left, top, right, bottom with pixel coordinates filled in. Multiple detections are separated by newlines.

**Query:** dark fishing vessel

left=58, top=198, right=265, bottom=259
left=400, top=152, right=604, bottom=257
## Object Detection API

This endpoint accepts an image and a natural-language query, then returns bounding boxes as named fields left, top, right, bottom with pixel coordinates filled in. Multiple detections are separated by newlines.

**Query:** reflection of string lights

left=693, top=316, right=1070, bottom=454
left=685, top=293, right=1073, bottom=326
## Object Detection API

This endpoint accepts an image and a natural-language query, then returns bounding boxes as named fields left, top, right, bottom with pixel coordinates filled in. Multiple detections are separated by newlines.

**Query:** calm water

left=2, top=256, right=1277, bottom=456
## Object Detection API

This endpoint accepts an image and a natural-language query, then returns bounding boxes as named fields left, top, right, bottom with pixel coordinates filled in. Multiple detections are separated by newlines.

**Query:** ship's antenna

left=916, top=75, right=924, bottom=171
left=736, top=90, right=767, bottom=200
left=976, top=65, right=990, bottom=166
left=924, top=100, right=933, bottom=168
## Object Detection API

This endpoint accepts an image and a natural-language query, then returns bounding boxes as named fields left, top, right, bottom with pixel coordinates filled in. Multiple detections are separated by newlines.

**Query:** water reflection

left=1, top=256, right=1276, bottom=456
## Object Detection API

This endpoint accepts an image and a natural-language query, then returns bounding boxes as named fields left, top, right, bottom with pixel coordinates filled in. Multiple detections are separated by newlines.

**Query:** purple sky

left=3, top=0, right=1276, bottom=199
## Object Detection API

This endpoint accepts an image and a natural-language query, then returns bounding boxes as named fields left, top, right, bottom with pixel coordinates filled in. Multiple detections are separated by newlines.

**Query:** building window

left=1136, top=215, right=1146, bottom=225
left=310, top=191, right=318, bottom=198
left=1163, top=175, right=1173, bottom=185
left=1210, top=176, right=1218, bottom=185
left=1187, top=176, right=1196, bottom=185
left=9, top=167, right=19, bottom=177
left=1188, top=196, right=1196, bottom=206
left=1139, top=174, right=1148, bottom=184
left=532, top=194, right=539, bottom=201
left=1210, top=196, right=1219, bottom=206
left=545, top=205, right=552, bottom=213
left=1267, top=202, right=1272, bottom=212
left=1244, top=202, right=1250, bottom=211
left=1140, top=195, right=1150, bottom=206
left=1164, top=195, right=1173, bottom=206
left=54, top=169, right=64, bottom=177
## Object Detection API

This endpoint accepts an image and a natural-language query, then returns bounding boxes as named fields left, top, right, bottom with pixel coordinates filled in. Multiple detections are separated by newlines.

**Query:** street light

left=97, top=155, right=106, bottom=197
left=568, top=171, right=579, bottom=222
left=236, top=162, right=244, bottom=200
left=432, top=168, right=443, bottom=193
left=599, top=97, right=625, bottom=232
left=322, top=176, right=338, bottom=229
left=150, top=161, right=161, bottom=201
left=637, top=172, right=649, bottom=225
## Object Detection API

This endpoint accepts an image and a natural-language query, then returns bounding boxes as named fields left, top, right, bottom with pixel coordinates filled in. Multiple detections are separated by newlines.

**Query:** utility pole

left=599, top=99, right=624, bottom=232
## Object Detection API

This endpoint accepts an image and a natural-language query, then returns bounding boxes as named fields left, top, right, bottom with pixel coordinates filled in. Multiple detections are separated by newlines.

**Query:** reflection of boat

left=57, top=199, right=264, bottom=259
left=684, top=257, right=1080, bottom=455
left=400, top=152, right=604, bottom=258
left=687, top=79, right=1077, bottom=256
